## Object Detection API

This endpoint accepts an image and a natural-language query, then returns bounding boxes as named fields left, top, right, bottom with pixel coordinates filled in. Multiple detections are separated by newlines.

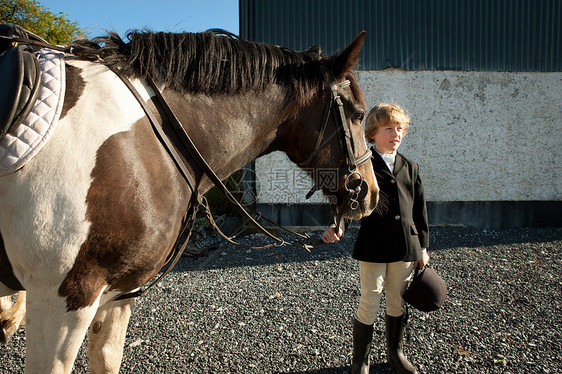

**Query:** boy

left=323, top=103, right=429, bottom=374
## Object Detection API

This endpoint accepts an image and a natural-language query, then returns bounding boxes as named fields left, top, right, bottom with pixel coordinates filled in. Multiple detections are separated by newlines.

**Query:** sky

left=42, top=0, right=239, bottom=38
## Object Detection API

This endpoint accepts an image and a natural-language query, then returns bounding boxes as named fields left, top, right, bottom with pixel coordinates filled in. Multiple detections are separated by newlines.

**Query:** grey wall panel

left=240, top=0, right=561, bottom=72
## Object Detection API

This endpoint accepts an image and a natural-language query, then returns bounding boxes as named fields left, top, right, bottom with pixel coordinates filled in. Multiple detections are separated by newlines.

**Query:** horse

left=0, top=29, right=378, bottom=373
left=0, top=290, right=25, bottom=343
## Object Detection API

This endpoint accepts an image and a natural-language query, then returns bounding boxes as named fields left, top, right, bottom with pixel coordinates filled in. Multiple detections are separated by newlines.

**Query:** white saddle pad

left=0, top=48, right=66, bottom=176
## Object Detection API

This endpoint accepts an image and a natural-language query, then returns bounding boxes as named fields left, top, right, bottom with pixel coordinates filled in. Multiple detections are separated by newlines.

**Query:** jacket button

left=394, top=215, right=401, bottom=220
left=391, top=179, right=396, bottom=184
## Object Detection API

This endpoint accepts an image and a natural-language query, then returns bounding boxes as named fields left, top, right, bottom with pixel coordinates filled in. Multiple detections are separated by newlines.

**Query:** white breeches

left=355, top=260, right=413, bottom=325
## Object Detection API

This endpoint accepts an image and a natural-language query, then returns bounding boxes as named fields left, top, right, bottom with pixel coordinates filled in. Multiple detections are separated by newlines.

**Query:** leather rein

left=109, top=73, right=372, bottom=295
left=116, top=74, right=371, bottom=245
left=3, top=33, right=372, bottom=300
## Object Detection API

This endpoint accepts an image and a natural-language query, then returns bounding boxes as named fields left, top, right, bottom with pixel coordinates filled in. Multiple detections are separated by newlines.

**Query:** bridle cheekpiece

left=301, top=79, right=372, bottom=212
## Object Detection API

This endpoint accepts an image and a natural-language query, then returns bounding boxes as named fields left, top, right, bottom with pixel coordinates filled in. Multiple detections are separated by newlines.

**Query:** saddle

left=0, top=24, right=45, bottom=138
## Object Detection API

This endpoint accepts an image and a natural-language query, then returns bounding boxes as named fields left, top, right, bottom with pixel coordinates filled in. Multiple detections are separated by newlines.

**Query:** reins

left=3, top=31, right=372, bottom=300
left=142, top=75, right=319, bottom=250
left=108, top=70, right=321, bottom=301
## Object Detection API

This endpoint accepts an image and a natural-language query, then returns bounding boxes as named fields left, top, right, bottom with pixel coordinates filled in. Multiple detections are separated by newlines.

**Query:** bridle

left=299, top=80, right=372, bottom=218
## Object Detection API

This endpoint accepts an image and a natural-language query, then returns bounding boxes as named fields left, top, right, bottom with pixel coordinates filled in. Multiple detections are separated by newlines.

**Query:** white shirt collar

left=373, top=147, right=397, bottom=173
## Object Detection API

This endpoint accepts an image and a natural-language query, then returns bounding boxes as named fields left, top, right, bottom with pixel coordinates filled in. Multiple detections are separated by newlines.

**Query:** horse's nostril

left=346, top=177, right=361, bottom=191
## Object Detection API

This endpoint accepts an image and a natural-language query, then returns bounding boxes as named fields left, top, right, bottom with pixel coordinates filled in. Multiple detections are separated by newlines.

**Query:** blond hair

left=364, top=103, right=410, bottom=143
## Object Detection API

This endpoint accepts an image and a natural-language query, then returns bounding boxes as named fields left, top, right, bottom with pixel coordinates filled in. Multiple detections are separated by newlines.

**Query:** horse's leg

left=25, top=288, right=100, bottom=373
left=88, top=298, right=135, bottom=374
left=0, top=290, right=26, bottom=343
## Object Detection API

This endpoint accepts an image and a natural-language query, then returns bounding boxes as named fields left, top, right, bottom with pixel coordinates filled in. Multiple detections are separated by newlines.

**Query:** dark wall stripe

left=240, top=0, right=561, bottom=72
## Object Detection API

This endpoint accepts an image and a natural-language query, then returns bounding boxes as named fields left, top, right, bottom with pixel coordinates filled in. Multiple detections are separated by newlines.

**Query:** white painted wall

left=256, top=70, right=562, bottom=204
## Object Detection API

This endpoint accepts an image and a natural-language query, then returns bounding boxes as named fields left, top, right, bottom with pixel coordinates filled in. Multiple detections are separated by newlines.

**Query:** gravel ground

left=1, top=225, right=561, bottom=373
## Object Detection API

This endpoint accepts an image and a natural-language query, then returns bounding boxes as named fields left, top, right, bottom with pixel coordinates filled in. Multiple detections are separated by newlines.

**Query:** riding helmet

left=403, top=266, right=447, bottom=312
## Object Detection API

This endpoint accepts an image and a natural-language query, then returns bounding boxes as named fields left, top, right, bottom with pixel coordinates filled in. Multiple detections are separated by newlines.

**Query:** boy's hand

left=414, top=251, right=430, bottom=270
left=322, top=224, right=343, bottom=243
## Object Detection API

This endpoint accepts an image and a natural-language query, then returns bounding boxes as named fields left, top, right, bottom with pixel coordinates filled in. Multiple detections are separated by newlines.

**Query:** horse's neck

left=163, top=86, right=289, bottom=189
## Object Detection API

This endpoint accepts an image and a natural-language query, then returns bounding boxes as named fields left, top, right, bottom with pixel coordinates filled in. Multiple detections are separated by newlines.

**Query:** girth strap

left=110, top=68, right=200, bottom=301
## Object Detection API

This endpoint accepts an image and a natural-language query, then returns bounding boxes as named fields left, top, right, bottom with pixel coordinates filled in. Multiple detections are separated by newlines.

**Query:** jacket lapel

left=371, top=149, right=394, bottom=178
left=393, top=153, right=406, bottom=176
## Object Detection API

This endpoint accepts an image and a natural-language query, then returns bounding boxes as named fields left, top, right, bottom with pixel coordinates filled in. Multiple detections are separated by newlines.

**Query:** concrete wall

left=254, top=70, right=562, bottom=228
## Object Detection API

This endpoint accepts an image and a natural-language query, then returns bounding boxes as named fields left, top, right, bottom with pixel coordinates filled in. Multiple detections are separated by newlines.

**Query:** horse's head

left=281, top=32, right=378, bottom=222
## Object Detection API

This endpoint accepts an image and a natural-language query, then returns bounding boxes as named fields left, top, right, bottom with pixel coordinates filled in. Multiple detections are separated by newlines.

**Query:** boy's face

left=369, top=122, right=405, bottom=154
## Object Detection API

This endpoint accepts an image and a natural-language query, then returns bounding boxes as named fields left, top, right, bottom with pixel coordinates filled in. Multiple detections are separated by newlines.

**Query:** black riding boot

left=385, top=314, right=417, bottom=374
left=351, top=318, right=373, bottom=374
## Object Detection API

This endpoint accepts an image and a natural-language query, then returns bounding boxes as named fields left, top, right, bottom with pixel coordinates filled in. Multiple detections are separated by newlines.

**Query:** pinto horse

left=0, top=29, right=378, bottom=372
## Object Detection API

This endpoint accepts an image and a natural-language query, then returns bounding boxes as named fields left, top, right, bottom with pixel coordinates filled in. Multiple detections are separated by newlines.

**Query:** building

left=239, top=0, right=561, bottom=228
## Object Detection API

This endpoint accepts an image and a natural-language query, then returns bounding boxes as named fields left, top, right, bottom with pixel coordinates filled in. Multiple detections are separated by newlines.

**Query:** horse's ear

left=332, top=31, right=366, bottom=78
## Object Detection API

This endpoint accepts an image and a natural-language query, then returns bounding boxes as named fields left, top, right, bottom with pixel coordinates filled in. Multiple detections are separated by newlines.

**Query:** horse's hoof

left=0, top=328, right=7, bottom=344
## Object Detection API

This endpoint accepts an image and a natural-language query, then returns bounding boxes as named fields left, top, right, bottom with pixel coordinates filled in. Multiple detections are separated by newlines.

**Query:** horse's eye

left=354, top=111, right=365, bottom=121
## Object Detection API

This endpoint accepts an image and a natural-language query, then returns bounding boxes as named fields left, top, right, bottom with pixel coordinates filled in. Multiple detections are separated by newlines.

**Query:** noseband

left=300, top=80, right=372, bottom=211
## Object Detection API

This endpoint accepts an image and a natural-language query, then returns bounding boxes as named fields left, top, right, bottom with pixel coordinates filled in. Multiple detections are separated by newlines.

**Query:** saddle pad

left=0, top=48, right=65, bottom=176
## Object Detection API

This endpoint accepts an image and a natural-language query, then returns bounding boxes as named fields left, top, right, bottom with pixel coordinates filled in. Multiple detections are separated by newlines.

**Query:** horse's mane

left=70, top=29, right=340, bottom=102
